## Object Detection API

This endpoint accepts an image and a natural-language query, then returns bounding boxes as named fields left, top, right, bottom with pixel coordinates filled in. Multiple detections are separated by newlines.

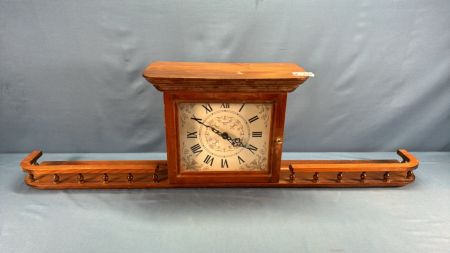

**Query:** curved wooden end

left=397, top=149, right=419, bottom=170
left=20, top=151, right=43, bottom=173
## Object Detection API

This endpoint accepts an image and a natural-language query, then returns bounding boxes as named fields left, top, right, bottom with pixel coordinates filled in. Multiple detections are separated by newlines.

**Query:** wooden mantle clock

left=20, top=62, right=419, bottom=189
left=147, top=62, right=303, bottom=185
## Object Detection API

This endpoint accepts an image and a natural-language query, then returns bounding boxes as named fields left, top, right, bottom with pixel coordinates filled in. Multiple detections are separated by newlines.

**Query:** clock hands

left=190, top=116, right=222, bottom=136
left=191, top=115, right=247, bottom=149
left=191, top=115, right=222, bottom=135
left=221, top=133, right=246, bottom=149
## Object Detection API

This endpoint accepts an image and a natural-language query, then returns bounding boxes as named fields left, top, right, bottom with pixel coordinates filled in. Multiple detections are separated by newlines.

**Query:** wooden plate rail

left=20, top=150, right=418, bottom=189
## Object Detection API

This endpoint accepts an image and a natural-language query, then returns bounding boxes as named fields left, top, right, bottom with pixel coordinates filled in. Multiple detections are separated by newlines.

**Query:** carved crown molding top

left=142, top=62, right=309, bottom=93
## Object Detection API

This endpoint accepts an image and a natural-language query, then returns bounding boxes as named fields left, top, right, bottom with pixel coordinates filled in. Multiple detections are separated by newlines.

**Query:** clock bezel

left=164, top=92, right=287, bottom=184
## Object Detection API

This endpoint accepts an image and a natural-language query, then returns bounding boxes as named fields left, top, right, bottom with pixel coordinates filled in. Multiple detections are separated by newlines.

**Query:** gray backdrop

left=1, top=0, right=449, bottom=153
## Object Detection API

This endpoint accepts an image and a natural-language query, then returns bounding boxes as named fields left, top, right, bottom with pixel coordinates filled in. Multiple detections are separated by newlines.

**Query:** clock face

left=178, top=103, right=272, bottom=172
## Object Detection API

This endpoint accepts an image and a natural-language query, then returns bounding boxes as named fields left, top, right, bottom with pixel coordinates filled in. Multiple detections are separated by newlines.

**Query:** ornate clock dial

left=179, top=103, right=272, bottom=172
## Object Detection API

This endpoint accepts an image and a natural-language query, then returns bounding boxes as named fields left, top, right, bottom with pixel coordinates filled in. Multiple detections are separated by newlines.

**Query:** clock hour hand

left=227, top=136, right=241, bottom=147
left=223, top=134, right=248, bottom=148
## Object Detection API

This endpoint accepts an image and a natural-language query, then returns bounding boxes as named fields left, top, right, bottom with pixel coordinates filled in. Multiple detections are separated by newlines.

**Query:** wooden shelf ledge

left=288, top=149, right=418, bottom=173
left=21, top=151, right=166, bottom=174
left=287, top=149, right=418, bottom=184
left=20, top=150, right=418, bottom=189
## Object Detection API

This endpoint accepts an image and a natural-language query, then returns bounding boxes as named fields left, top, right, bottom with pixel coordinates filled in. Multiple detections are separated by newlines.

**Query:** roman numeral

left=248, top=115, right=259, bottom=123
left=204, top=155, right=214, bottom=166
left=202, top=103, right=213, bottom=113
left=191, top=115, right=202, bottom=123
left=187, top=131, right=197, bottom=138
left=238, top=156, right=245, bottom=164
left=221, top=159, right=228, bottom=168
left=239, top=104, right=245, bottom=112
left=252, top=132, right=262, bottom=137
left=247, top=144, right=258, bottom=154
left=220, top=103, right=230, bottom=108
left=190, top=144, right=203, bottom=156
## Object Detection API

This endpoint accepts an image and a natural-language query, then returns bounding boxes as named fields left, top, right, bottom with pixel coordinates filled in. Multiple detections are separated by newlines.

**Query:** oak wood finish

left=163, top=92, right=178, bottom=184
left=21, top=151, right=164, bottom=188
left=21, top=150, right=418, bottom=189
left=142, top=62, right=309, bottom=93
left=21, top=151, right=165, bottom=174
left=288, top=149, right=418, bottom=184
left=287, top=150, right=418, bottom=173
left=23, top=170, right=415, bottom=189
left=270, top=93, right=287, bottom=183
left=20, top=62, right=421, bottom=189
left=145, top=62, right=306, bottom=184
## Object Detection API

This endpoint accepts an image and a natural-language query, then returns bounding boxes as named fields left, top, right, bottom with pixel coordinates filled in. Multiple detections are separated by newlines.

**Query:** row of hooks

left=288, top=171, right=414, bottom=183
left=27, top=172, right=159, bottom=184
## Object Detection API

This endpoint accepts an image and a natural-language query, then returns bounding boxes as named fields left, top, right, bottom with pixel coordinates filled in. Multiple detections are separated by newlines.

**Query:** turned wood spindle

left=383, top=172, right=390, bottom=182
left=77, top=173, right=84, bottom=184
left=406, top=170, right=413, bottom=179
left=360, top=172, right=367, bottom=183
left=53, top=174, right=60, bottom=184
left=102, top=173, right=109, bottom=183
left=336, top=172, right=343, bottom=183
left=28, top=173, right=35, bottom=182
left=312, top=172, right=319, bottom=183
left=127, top=173, right=133, bottom=183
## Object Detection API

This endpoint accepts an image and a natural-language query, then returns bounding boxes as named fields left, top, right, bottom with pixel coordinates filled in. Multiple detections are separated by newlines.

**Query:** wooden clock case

left=144, top=62, right=306, bottom=184
left=162, top=92, right=284, bottom=184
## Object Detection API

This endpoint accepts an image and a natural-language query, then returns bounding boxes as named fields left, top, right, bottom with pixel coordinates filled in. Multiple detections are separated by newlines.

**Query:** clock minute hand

left=223, top=134, right=248, bottom=148
left=190, top=115, right=223, bottom=137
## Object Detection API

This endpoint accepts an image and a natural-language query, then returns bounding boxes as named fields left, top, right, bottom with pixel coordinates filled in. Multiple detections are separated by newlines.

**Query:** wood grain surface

left=21, top=150, right=418, bottom=189
left=142, top=62, right=310, bottom=93
left=20, top=63, right=420, bottom=189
